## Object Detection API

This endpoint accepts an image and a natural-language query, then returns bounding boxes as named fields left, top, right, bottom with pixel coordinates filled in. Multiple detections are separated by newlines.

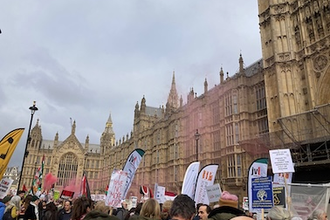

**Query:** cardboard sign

left=269, top=149, right=295, bottom=174
left=60, top=190, right=74, bottom=199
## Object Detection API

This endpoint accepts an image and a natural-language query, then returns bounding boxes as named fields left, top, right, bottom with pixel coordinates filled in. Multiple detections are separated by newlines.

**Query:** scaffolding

left=242, top=104, right=330, bottom=166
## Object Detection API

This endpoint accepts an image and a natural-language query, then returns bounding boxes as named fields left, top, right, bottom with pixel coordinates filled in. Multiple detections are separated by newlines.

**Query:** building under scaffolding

left=244, top=104, right=330, bottom=183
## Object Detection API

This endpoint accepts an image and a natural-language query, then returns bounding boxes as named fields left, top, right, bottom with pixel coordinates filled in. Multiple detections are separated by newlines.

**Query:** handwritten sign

left=105, top=169, right=128, bottom=208
left=269, top=149, right=295, bottom=174
left=206, top=183, right=222, bottom=203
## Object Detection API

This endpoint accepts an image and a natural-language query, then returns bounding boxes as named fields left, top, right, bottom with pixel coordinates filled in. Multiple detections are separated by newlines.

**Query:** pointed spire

left=71, top=120, right=76, bottom=135
left=239, top=53, right=244, bottom=73
left=104, top=112, right=115, bottom=135
left=204, top=78, right=208, bottom=94
left=220, top=67, right=224, bottom=83
left=167, top=71, right=179, bottom=109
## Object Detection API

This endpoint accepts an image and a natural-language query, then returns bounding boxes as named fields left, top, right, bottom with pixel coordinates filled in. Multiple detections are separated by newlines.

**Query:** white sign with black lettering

left=269, top=149, right=295, bottom=174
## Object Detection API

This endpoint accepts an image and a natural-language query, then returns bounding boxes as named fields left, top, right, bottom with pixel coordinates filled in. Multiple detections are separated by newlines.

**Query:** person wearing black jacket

left=57, top=200, right=72, bottom=220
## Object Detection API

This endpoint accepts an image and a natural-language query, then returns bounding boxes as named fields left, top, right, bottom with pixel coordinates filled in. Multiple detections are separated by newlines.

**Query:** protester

left=193, top=204, right=203, bottom=220
left=116, top=201, right=128, bottom=220
left=44, top=202, right=58, bottom=220
left=267, top=206, right=291, bottom=220
left=128, top=203, right=143, bottom=220
left=197, top=204, right=211, bottom=220
left=208, top=191, right=246, bottom=220
left=39, top=200, right=47, bottom=220
left=139, top=198, right=161, bottom=220
left=4, top=195, right=21, bottom=220
left=308, top=209, right=327, bottom=220
left=71, top=196, right=92, bottom=220
left=170, top=194, right=195, bottom=220
left=17, top=191, right=25, bottom=201
left=0, top=196, right=11, bottom=220
left=23, top=195, right=38, bottom=220
left=57, top=200, right=72, bottom=220
left=160, top=200, right=172, bottom=220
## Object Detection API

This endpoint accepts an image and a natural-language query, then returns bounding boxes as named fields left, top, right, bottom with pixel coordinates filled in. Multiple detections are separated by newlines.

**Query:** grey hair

left=267, top=206, right=291, bottom=220
left=308, top=209, right=326, bottom=220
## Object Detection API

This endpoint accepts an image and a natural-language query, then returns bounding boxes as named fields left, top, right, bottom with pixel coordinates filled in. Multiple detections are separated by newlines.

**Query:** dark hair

left=44, top=202, right=58, bottom=220
left=71, top=196, right=92, bottom=220
left=170, top=194, right=195, bottom=220
left=199, top=204, right=211, bottom=214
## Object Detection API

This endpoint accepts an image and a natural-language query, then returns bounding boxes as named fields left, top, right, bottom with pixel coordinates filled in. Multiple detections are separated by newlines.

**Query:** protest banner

left=105, top=169, right=128, bottom=207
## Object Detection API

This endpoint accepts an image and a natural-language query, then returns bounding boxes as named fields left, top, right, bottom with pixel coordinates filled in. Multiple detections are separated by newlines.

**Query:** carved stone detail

left=313, top=55, right=328, bottom=72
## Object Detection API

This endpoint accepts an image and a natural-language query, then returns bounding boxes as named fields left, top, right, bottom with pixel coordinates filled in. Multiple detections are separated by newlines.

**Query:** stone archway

left=316, top=65, right=330, bottom=105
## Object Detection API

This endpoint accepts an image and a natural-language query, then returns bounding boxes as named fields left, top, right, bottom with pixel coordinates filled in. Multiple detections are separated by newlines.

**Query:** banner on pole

left=194, top=164, right=218, bottom=205
left=122, top=149, right=145, bottom=200
left=181, top=161, right=200, bottom=200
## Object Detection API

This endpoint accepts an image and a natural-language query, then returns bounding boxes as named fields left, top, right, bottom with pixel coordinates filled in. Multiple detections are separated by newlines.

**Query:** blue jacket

left=0, top=202, right=6, bottom=220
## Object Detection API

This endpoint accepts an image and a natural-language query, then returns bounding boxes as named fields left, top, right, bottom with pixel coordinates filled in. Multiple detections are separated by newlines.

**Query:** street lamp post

left=17, top=101, right=38, bottom=192
left=195, top=129, right=200, bottom=161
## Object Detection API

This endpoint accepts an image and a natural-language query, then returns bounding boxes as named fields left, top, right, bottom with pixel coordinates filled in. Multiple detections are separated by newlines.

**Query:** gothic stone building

left=20, top=0, right=330, bottom=201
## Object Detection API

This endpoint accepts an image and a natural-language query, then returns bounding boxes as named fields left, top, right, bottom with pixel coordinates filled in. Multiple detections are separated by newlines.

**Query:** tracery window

left=57, top=153, right=78, bottom=187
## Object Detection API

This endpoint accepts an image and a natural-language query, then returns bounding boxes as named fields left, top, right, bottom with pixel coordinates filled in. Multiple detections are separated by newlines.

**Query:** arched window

left=57, top=153, right=78, bottom=187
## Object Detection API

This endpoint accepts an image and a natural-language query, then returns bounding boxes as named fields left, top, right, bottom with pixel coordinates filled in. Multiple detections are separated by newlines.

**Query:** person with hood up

left=208, top=191, right=246, bottom=220
left=4, top=195, right=21, bottom=220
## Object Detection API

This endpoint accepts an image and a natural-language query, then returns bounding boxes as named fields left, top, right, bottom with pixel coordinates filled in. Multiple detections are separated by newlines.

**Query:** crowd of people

left=0, top=190, right=327, bottom=220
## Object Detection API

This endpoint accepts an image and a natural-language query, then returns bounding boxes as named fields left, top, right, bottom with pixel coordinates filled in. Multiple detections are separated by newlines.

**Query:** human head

left=94, top=200, right=110, bottom=214
left=30, top=195, right=40, bottom=206
left=170, top=194, right=195, bottom=220
left=64, top=200, right=72, bottom=212
left=2, top=195, right=12, bottom=205
left=161, top=200, right=173, bottom=220
left=267, top=206, right=291, bottom=220
left=309, top=209, right=327, bottom=220
left=121, top=200, right=128, bottom=209
left=219, top=191, right=238, bottom=208
left=9, top=195, right=21, bottom=208
left=71, top=196, right=92, bottom=220
left=17, top=190, right=25, bottom=198
left=140, top=198, right=161, bottom=219
left=198, top=204, right=211, bottom=220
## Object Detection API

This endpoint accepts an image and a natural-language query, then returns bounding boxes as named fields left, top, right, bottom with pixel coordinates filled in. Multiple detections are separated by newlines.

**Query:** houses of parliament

left=20, top=0, right=330, bottom=201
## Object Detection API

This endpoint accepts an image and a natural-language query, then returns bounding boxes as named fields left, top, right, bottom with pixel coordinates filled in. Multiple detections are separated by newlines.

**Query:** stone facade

left=19, top=0, right=330, bottom=202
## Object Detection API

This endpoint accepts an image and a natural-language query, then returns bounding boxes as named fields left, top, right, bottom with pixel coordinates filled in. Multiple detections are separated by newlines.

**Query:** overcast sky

left=0, top=1, right=262, bottom=168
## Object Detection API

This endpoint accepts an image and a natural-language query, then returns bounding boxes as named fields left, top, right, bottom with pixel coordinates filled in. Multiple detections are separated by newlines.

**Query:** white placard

left=206, top=183, right=222, bottom=203
left=0, top=178, right=14, bottom=199
left=269, top=149, right=295, bottom=174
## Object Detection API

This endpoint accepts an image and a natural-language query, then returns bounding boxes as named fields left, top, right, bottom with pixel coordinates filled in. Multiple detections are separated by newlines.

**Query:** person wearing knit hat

left=208, top=191, right=246, bottom=220
left=219, top=191, right=238, bottom=208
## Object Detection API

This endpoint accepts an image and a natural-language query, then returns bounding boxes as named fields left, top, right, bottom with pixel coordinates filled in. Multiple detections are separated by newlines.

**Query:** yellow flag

left=0, top=128, right=25, bottom=179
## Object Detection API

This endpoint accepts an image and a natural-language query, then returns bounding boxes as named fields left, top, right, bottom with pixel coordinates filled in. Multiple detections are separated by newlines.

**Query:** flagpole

left=17, top=101, right=38, bottom=192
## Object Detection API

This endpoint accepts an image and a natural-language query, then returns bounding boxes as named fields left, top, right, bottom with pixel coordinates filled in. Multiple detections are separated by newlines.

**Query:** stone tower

left=258, top=0, right=330, bottom=145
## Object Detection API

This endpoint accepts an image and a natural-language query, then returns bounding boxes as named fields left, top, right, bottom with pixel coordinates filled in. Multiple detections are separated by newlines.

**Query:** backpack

left=3, top=207, right=15, bottom=220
